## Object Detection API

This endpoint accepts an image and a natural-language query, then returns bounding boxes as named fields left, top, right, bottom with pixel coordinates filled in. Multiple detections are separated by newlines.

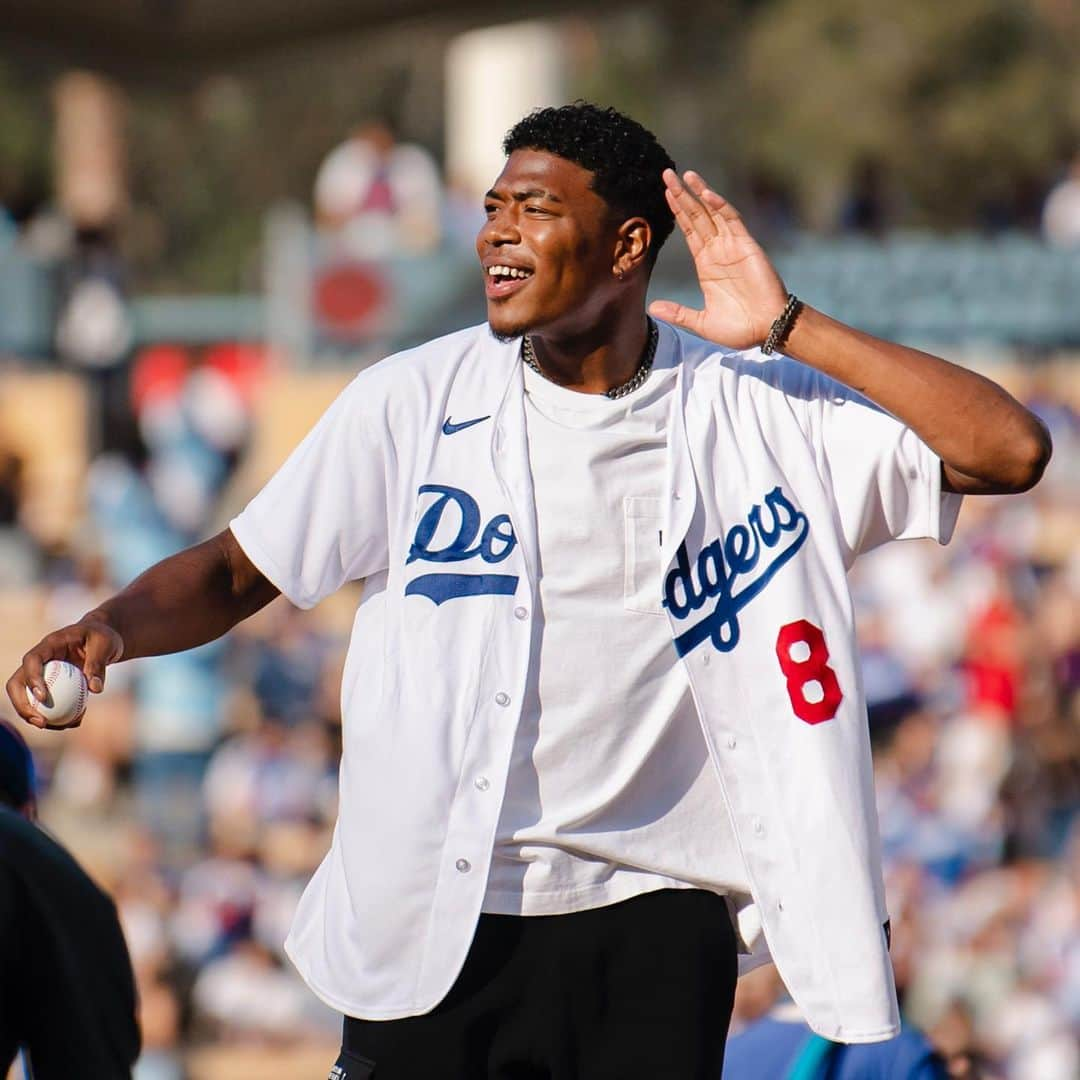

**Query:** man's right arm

left=5, top=528, right=279, bottom=728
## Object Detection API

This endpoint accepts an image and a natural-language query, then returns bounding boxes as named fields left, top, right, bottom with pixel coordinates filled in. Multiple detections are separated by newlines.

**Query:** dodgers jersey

left=229, top=321, right=961, bottom=1042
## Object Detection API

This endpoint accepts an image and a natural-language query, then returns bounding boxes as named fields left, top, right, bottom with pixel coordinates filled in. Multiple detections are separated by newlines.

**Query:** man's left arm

left=650, top=169, right=1052, bottom=495
left=779, top=306, right=1050, bottom=494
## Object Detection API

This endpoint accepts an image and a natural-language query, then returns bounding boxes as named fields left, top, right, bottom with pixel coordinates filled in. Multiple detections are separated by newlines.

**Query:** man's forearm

left=783, top=305, right=1052, bottom=494
left=85, top=529, right=280, bottom=662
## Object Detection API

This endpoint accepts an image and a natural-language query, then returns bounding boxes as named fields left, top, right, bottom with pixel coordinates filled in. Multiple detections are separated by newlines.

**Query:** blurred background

left=0, top=2, right=1078, bottom=1078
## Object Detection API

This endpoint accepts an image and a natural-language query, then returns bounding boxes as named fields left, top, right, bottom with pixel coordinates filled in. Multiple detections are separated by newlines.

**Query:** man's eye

left=525, top=205, right=549, bottom=215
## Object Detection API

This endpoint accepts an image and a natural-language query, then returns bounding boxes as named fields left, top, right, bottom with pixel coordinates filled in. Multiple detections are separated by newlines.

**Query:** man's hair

left=503, top=102, right=676, bottom=266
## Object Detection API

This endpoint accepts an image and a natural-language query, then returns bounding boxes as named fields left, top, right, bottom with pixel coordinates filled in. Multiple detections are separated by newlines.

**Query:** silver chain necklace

left=522, top=318, right=659, bottom=400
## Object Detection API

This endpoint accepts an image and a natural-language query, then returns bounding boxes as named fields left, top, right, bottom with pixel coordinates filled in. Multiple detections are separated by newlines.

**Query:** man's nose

left=481, top=209, right=520, bottom=246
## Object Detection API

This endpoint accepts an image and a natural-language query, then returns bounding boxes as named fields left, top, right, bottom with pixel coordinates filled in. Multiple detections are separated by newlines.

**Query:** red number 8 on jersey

left=775, top=620, right=843, bottom=725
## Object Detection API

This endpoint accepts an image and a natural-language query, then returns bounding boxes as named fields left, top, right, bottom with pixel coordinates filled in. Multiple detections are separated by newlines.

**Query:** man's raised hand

left=649, top=169, right=789, bottom=350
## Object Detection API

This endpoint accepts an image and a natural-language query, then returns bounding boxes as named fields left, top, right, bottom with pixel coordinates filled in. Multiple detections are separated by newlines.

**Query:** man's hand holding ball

left=6, top=618, right=124, bottom=730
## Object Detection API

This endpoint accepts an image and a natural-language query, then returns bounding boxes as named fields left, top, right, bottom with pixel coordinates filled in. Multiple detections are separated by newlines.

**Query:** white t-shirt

left=483, top=355, right=750, bottom=915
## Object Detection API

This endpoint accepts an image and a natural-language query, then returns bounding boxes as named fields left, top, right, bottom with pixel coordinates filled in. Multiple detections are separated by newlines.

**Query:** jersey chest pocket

left=624, top=496, right=665, bottom=616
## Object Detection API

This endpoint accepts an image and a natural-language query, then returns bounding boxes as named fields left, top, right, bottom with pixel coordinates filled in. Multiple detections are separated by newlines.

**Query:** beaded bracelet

left=761, top=293, right=802, bottom=355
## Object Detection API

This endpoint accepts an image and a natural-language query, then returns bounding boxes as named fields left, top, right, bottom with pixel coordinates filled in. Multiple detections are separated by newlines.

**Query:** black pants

left=333, top=888, right=738, bottom=1079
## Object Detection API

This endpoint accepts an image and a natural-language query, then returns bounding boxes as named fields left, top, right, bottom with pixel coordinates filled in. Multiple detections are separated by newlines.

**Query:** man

left=0, top=721, right=140, bottom=1077
left=7, top=104, right=1050, bottom=1078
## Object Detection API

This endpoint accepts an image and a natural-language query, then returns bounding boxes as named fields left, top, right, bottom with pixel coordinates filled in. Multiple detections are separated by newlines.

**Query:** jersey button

left=455, top=858, right=471, bottom=873
left=726, top=735, right=737, bottom=750
left=474, top=776, right=490, bottom=792
left=495, top=692, right=510, bottom=707
left=513, top=606, right=528, bottom=620
left=753, top=817, right=765, bottom=836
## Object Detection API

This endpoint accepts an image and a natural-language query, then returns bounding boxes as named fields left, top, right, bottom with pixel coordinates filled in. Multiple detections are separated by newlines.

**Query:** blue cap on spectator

left=0, top=719, right=35, bottom=811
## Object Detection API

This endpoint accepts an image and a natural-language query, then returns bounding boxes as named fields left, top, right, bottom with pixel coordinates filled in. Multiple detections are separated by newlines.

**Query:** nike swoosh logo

left=442, top=415, right=490, bottom=435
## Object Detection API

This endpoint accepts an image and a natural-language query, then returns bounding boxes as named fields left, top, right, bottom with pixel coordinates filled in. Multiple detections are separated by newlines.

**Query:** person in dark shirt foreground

left=0, top=720, right=140, bottom=1079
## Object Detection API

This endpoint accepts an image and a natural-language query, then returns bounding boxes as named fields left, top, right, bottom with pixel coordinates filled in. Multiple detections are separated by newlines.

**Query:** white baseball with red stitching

left=27, top=660, right=89, bottom=727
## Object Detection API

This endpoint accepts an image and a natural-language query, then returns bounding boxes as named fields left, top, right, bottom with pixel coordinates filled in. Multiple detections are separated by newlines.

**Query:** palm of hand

left=649, top=170, right=788, bottom=350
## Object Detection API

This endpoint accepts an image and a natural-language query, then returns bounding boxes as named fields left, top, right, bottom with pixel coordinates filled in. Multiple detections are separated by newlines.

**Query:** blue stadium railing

left=3, top=232, right=1080, bottom=361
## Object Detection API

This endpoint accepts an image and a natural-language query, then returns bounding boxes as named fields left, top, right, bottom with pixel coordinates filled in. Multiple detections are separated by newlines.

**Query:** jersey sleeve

left=790, top=363, right=963, bottom=564
left=229, top=376, right=390, bottom=608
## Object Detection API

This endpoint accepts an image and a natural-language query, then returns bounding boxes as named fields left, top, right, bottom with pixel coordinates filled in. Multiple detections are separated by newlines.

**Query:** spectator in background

left=725, top=968, right=948, bottom=1079
left=313, top=118, right=443, bottom=258
left=838, top=155, right=890, bottom=235
left=54, top=225, right=133, bottom=376
left=743, top=168, right=797, bottom=248
left=1041, top=151, right=1080, bottom=247
left=250, top=604, right=336, bottom=728
left=0, top=720, right=140, bottom=1078
left=0, top=447, right=41, bottom=586
left=724, top=1006, right=946, bottom=1078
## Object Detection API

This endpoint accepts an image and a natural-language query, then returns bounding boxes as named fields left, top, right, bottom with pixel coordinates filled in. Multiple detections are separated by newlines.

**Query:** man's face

left=476, top=149, right=623, bottom=340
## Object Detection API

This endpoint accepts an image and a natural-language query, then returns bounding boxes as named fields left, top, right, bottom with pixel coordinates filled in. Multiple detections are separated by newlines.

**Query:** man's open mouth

left=485, top=264, right=534, bottom=298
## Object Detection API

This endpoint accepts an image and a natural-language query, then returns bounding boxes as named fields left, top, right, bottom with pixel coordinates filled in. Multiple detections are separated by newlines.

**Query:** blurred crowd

left=0, top=353, right=1076, bottom=1078
left=2, top=110, right=1080, bottom=1079
left=0, top=342, right=350, bottom=1077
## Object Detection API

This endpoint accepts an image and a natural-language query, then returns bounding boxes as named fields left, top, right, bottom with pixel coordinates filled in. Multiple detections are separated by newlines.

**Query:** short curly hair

left=503, top=102, right=676, bottom=267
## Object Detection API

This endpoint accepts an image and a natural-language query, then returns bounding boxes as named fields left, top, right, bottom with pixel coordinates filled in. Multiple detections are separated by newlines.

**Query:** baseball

left=27, top=660, right=89, bottom=728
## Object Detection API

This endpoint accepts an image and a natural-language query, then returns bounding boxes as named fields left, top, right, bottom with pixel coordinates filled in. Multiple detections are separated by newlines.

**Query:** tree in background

left=724, top=0, right=1080, bottom=229
left=4, top=2, right=1080, bottom=289
left=0, top=61, right=52, bottom=229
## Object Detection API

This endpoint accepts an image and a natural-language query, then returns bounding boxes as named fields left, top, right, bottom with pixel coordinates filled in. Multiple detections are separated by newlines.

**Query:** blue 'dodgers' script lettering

left=405, top=484, right=518, bottom=604
left=664, top=486, right=809, bottom=656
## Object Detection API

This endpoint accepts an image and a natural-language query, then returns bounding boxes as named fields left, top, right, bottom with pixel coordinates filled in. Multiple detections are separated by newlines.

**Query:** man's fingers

left=5, top=673, right=42, bottom=724
left=683, top=171, right=733, bottom=213
left=82, top=629, right=121, bottom=694
left=19, top=647, right=49, bottom=703
left=648, top=299, right=706, bottom=336
left=10, top=642, right=58, bottom=726
left=662, top=168, right=719, bottom=246
left=664, top=189, right=706, bottom=258
left=698, top=188, right=753, bottom=240
left=682, top=170, right=737, bottom=238
left=681, top=171, right=753, bottom=239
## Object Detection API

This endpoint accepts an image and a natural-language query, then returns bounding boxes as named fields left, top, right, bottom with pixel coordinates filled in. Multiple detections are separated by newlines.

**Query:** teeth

left=487, top=265, right=533, bottom=279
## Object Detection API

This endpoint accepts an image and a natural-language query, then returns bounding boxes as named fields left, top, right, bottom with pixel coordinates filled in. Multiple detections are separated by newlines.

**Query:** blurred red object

left=130, top=344, right=190, bottom=414
left=203, top=343, right=270, bottom=404
left=963, top=598, right=1023, bottom=722
left=312, top=261, right=389, bottom=338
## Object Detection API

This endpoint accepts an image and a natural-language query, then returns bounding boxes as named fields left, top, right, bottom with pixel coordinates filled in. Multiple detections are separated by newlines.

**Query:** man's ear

left=613, top=217, right=652, bottom=278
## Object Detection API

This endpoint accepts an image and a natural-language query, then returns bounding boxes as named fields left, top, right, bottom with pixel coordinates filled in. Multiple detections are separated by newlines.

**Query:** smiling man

left=7, top=103, right=1050, bottom=1079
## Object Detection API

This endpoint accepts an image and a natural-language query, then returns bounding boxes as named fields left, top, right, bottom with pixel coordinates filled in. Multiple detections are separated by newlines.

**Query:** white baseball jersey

left=229, top=321, right=961, bottom=1042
